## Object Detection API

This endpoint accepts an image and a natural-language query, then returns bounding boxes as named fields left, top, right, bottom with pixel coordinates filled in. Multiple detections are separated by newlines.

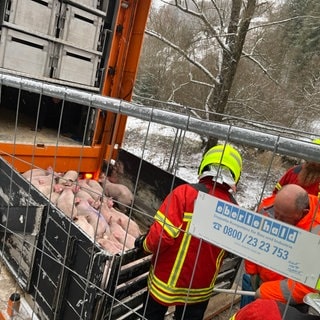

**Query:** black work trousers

left=142, top=294, right=209, bottom=320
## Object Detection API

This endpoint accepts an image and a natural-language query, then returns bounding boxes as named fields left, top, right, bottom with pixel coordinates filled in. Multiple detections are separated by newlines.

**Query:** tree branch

left=145, top=29, right=219, bottom=84
left=241, top=51, right=283, bottom=87
left=171, top=0, right=231, bottom=54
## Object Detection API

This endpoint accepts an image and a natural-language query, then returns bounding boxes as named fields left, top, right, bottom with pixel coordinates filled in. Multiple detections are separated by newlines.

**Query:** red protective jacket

left=142, top=177, right=237, bottom=306
left=245, top=194, right=320, bottom=304
left=273, top=165, right=320, bottom=196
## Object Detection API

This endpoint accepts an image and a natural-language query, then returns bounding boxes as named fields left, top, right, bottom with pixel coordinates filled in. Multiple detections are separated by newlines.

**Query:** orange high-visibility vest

left=245, top=194, right=320, bottom=304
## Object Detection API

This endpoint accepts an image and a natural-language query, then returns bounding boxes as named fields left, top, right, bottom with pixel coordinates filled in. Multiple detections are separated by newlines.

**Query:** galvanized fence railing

left=0, top=72, right=319, bottom=320
left=1, top=72, right=319, bottom=162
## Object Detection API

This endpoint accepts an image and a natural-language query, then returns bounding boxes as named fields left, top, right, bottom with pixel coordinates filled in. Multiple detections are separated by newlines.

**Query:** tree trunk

left=205, top=0, right=257, bottom=153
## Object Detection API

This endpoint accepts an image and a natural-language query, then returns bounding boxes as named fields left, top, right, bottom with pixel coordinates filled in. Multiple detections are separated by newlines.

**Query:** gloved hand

left=250, top=274, right=261, bottom=290
left=134, top=234, right=147, bottom=250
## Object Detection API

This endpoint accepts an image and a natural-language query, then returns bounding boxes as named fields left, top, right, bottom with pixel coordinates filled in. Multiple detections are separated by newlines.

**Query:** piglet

left=58, top=170, right=78, bottom=186
left=87, top=179, right=104, bottom=193
left=75, top=189, right=100, bottom=209
left=48, top=191, right=60, bottom=205
left=108, top=216, right=135, bottom=249
left=30, top=174, right=57, bottom=196
left=74, top=216, right=95, bottom=240
left=98, top=237, right=123, bottom=255
left=76, top=199, right=109, bottom=239
left=99, top=174, right=133, bottom=213
left=56, top=187, right=78, bottom=218
left=78, top=179, right=102, bottom=201
left=22, top=168, right=47, bottom=179
left=100, top=198, right=141, bottom=238
left=54, top=183, right=79, bottom=194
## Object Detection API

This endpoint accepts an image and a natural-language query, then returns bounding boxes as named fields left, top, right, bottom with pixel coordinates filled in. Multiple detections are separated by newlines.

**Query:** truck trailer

left=0, top=0, right=151, bottom=175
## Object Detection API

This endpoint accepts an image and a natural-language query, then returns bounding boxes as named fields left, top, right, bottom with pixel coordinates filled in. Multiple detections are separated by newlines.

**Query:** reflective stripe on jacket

left=273, top=165, right=320, bottom=196
left=143, top=178, right=237, bottom=306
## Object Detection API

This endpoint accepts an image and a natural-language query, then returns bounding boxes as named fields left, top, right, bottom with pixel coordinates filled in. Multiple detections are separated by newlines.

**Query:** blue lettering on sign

left=215, top=200, right=298, bottom=244
left=245, top=212, right=254, bottom=226
left=270, top=221, right=281, bottom=237
left=261, top=220, right=272, bottom=233
left=231, top=207, right=239, bottom=219
left=216, top=203, right=224, bottom=214
left=252, top=215, right=262, bottom=229
left=238, top=210, right=246, bottom=223
left=279, top=225, right=289, bottom=240
left=287, top=229, right=298, bottom=243
left=223, top=204, right=232, bottom=217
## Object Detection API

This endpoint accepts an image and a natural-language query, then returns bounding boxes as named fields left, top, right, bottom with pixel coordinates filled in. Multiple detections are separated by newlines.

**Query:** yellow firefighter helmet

left=198, top=144, right=242, bottom=183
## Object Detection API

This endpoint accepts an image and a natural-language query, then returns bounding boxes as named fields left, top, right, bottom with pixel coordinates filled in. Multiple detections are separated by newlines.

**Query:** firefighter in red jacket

left=273, top=138, right=320, bottom=196
left=135, top=144, right=243, bottom=320
left=243, top=184, right=320, bottom=308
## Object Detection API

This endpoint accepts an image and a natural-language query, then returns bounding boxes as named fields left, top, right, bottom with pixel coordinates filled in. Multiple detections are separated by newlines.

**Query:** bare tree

left=142, top=0, right=259, bottom=151
left=135, top=0, right=320, bottom=152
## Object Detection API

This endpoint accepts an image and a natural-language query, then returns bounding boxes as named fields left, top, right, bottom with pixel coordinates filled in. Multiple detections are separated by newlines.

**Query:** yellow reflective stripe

left=143, top=239, right=152, bottom=253
left=168, top=212, right=193, bottom=286
left=184, top=212, right=193, bottom=222
left=148, top=267, right=213, bottom=304
left=275, top=182, right=282, bottom=191
left=210, top=249, right=225, bottom=286
left=155, top=210, right=181, bottom=238
left=148, top=211, right=223, bottom=304
left=316, top=277, right=320, bottom=290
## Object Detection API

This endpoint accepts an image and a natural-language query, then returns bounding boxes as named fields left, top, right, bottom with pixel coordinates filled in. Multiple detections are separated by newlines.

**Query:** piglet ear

left=47, top=166, right=53, bottom=173
left=99, top=172, right=106, bottom=178
left=54, top=184, right=64, bottom=193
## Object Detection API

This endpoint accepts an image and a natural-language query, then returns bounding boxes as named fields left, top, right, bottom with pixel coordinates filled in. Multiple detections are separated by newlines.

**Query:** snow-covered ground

left=122, top=116, right=284, bottom=210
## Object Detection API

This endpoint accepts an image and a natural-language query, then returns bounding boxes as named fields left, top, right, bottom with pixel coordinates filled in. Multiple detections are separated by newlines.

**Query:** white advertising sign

left=189, top=192, right=320, bottom=289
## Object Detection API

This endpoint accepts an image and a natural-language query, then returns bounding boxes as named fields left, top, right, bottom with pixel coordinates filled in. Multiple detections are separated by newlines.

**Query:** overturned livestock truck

left=0, top=149, right=240, bottom=319
left=1, top=74, right=319, bottom=319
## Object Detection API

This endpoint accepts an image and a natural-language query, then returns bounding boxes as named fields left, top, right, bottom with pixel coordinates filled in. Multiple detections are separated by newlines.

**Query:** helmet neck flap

left=198, top=164, right=236, bottom=190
